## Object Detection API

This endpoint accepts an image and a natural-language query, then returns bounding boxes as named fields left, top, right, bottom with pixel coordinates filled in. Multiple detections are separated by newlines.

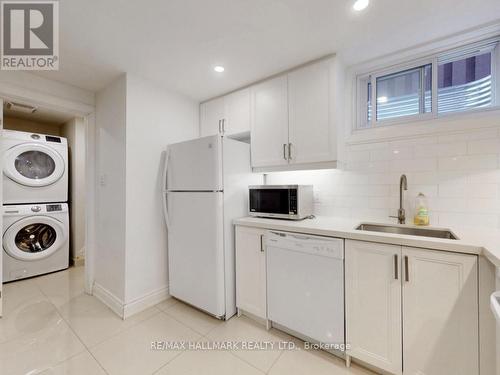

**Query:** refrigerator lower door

left=167, top=191, right=225, bottom=317
left=167, top=135, right=223, bottom=191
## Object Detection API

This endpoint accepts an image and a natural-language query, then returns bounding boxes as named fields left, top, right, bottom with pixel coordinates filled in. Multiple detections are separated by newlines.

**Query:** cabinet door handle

left=404, top=255, right=409, bottom=282
left=394, top=254, right=399, bottom=280
left=288, top=143, right=292, bottom=160
left=222, top=119, right=226, bottom=134
left=218, top=120, right=221, bottom=133
left=260, top=235, right=264, bottom=252
left=283, top=144, right=287, bottom=160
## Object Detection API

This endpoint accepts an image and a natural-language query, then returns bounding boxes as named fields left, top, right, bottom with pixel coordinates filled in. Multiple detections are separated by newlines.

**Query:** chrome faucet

left=390, top=174, right=408, bottom=224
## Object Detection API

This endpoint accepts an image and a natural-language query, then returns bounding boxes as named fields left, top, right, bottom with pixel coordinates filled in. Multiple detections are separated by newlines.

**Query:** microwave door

left=250, top=188, right=290, bottom=215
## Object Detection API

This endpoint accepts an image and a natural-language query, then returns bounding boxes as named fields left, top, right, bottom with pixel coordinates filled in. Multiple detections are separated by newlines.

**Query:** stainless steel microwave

left=248, top=185, right=313, bottom=220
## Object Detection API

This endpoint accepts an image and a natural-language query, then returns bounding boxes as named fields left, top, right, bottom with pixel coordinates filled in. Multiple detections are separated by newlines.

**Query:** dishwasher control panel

left=266, top=231, right=344, bottom=259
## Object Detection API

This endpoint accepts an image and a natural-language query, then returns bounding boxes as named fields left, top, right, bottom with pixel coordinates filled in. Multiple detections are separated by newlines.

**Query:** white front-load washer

left=3, top=203, right=69, bottom=282
left=2, top=129, right=68, bottom=204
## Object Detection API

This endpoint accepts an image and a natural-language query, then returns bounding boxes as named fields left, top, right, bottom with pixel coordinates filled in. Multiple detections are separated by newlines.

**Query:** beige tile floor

left=0, top=266, right=376, bottom=375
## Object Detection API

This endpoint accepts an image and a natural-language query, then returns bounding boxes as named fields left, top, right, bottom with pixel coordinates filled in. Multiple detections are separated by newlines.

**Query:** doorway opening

left=1, top=97, right=95, bottom=314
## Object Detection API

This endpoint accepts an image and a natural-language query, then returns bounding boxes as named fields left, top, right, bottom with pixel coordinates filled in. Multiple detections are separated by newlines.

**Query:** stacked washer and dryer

left=2, top=129, right=70, bottom=282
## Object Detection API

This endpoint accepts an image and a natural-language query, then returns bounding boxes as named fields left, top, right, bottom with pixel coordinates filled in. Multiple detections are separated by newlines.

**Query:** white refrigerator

left=162, top=135, right=261, bottom=319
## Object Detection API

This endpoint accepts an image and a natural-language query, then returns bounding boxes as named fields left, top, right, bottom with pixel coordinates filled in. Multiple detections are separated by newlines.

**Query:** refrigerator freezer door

left=167, top=135, right=223, bottom=191
left=167, top=191, right=225, bottom=317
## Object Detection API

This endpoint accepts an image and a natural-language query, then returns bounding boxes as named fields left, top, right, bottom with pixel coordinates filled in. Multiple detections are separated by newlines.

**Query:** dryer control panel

left=46, top=204, right=63, bottom=212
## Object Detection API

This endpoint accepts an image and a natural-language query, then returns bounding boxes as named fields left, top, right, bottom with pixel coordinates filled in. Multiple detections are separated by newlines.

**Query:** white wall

left=61, top=117, right=86, bottom=264
left=95, top=74, right=127, bottom=302
left=0, top=71, right=94, bottom=108
left=94, top=73, right=199, bottom=315
left=4, top=116, right=62, bottom=135
left=124, top=74, right=199, bottom=306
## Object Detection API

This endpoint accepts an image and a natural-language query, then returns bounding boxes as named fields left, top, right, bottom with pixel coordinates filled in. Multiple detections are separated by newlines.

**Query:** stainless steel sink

left=355, top=223, right=459, bottom=240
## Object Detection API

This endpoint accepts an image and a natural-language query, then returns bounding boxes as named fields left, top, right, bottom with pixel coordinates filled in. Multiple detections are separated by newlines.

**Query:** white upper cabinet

left=201, top=57, right=341, bottom=169
left=200, top=96, right=225, bottom=137
left=200, top=88, right=251, bottom=137
left=402, top=247, right=478, bottom=375
left=250, top=57, right=341, bottom=170
left=250, top=75, right=289, bottom=167
left=224, top=88, right=251, bottom=136
left=288, top=59, right=335, bottom=164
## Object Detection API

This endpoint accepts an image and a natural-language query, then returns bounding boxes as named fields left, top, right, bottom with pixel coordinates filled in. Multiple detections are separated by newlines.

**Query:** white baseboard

left=92, top=282, right=170, bottom=320
left=92, top=282, right=125, bottom=318
left=123, top=285, right=170, bottom=319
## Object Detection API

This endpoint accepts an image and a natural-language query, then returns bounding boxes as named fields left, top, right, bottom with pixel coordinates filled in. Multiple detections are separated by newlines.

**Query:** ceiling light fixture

left=377, top=96, right=388, bottom=103
left=353, top=0, right=369, bottom=11
left=214, top=66, right=225, bottom=73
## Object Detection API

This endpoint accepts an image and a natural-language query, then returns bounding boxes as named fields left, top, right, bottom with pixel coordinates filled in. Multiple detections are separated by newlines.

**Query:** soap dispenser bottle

left=413, top=192, right=429, bottom=226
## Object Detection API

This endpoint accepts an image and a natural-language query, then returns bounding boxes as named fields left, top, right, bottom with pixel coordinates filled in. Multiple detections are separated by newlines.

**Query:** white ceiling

left=33, top=0, right=500, bottom=101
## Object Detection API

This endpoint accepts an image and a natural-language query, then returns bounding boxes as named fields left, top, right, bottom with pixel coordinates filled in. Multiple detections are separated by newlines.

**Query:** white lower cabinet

left=345, top=240, right=403, bottom=374
left=235, top=226, right=267, bottom=319
left=402, top=246, right=478, bottom=375
left=346, top=240, right=479, bottom=375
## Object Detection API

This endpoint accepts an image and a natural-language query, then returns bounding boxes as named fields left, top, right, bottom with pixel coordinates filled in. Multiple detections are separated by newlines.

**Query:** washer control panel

left=46, top=204, right=62, bottom=212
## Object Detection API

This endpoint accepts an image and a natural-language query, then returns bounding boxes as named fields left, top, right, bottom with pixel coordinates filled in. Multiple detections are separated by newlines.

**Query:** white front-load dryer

left=3, top=203, right=69, bottom=282
left=2, top=129, right=68, bottom=204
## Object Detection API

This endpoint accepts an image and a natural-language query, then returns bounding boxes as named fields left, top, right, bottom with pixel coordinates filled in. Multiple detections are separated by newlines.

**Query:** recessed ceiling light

left=353, top=0, right=369, bottom=11
left=214, top=66, right=225, bottom=73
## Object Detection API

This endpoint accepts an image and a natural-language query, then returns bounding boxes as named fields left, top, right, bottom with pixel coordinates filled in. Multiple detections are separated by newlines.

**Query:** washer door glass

left=15, top=151, right=56, bottom=180
left=3, top=215, right=67, bottom=261
left=4, top=143, right=65, bottom=187
left=15, top=223, right=57, bottom=253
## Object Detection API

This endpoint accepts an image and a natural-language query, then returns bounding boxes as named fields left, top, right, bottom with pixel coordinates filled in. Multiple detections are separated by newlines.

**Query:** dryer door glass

left=15, top=223, right=57, bottom=253
left=15, top=151, right=56, bottom=180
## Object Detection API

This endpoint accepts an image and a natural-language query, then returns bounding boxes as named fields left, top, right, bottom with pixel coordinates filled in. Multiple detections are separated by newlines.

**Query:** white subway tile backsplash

left=349, top=142, right=389, bottom=152
left=467, top=139, right=500, bottom=155
left=346, top=160, right=389, bottom=173
left=266, top=128, right=500, bottom=229
left=390, top=158, right=437, bottom=172
left=412, top=142, right=467, bottom=159
left=370, top=146, right=413, bottom=161
left=466, top=184, right=498, bottom=199
left=438, top=212, right=499, bottom=229
left=437, top=198, right=468, bottom=213
left=438, top=154, right=498, bottom=171
left=405, top=171, right=439, bottom=185
left=467, top=198, right=500, bottom=214
left=348, top=150, right=371, bottom=162
left=438, top=128, right=499, bottom=143
left=438, top=183, right=466, bottom=198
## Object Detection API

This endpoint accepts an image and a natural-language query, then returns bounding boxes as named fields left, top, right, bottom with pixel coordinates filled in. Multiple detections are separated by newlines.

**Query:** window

left=376, top=64, right=432, bottom=121
left=356, top=38, right=499, bottom=129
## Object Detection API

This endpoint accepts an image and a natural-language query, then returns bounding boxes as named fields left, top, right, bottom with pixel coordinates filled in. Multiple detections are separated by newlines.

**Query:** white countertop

left=233, top=216, right=500, bottom=267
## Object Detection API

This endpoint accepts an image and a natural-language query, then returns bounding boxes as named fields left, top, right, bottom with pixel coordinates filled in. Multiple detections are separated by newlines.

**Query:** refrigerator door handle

left=162, top=148, right=170, bottom=192
left=162, top=148, right=171, bottom=230
left=162, top=192, right=170, bottom=230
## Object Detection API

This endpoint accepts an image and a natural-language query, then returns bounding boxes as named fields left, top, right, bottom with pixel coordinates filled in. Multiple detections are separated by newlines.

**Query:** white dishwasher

left=266, top=231, right=344, bottom=348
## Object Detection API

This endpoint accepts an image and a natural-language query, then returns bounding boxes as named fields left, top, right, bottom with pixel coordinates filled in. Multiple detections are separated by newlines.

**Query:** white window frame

left=355, top=37, right=500, bottom=131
